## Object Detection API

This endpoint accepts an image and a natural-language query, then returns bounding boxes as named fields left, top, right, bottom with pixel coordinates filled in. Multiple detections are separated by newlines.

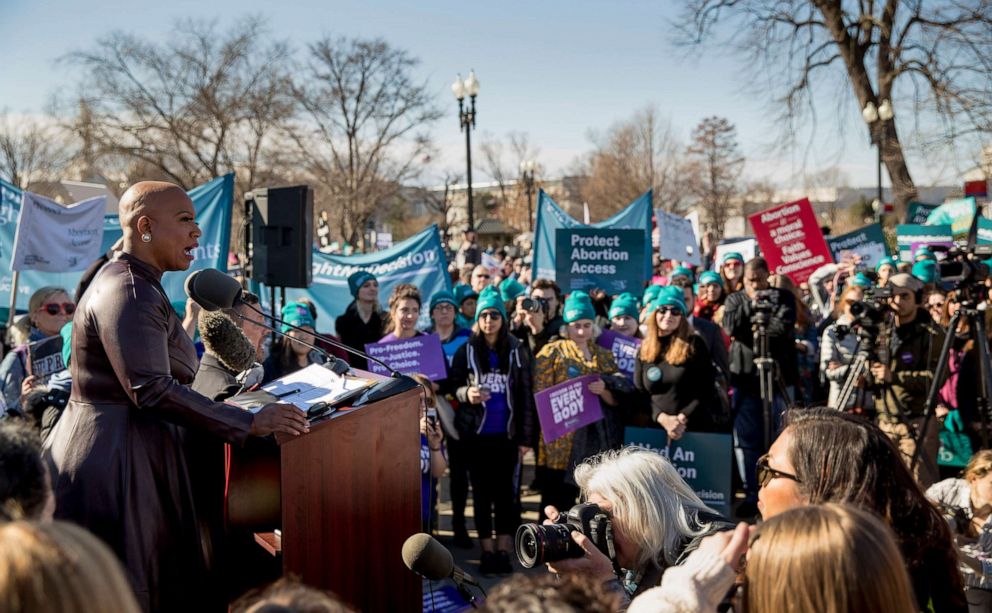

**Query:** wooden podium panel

left=279, top=387, right=421, bottom=612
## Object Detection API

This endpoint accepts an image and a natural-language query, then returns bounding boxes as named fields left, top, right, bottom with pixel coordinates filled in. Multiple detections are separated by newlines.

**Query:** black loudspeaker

left=246, top=185, right=313, bottom=288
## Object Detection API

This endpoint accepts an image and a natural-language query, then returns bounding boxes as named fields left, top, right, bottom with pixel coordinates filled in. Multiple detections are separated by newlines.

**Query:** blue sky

left=0, top=0, right=968, bottom=190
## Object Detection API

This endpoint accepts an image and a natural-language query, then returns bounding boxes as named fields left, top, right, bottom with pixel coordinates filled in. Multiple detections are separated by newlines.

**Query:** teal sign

left=926, top=197, right=977, bottom=236
left=907, top=201, right=938, bottom=225
left=826, top=223, right=888, bottom=269
left=555, top=228, right=646, bottom=295
left=623, top=427, right=733, bottom=517
left=895, top=224, right=953, bottom=261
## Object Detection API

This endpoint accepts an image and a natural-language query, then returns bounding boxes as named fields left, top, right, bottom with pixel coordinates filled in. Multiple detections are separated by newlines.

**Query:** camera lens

left=514, top=523, right=582, bottom=568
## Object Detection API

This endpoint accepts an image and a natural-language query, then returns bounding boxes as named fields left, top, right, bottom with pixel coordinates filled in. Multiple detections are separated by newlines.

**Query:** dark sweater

left=334, top=301, right=384, bottom=370
left=633, top=334, right=717, bottom=431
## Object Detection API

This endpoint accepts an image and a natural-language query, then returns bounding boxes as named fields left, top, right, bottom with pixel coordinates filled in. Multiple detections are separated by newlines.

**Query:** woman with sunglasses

left=755, top=408, right=966, bottom=612
left=444, top=286, right=536, bottom=575
left=0, top=286, right=74, bottom=417
left=634, top=288, right=717, bottom=440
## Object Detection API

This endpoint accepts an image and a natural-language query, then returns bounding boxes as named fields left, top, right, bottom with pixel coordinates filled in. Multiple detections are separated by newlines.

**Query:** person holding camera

left=721, top=257, right=797, bottom=516
left=511, top=290, right=559, bottom=358
left=871, top=272, right=947, bottom=488
left=445, top=286, right=537, bottom=575
left=820, top=285, right=870, bottom=410
left=539, top=447, right=732, bottom=607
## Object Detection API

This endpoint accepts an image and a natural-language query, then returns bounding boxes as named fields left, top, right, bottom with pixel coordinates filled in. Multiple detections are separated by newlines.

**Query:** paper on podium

left=234, top=364, right=377, bottom=414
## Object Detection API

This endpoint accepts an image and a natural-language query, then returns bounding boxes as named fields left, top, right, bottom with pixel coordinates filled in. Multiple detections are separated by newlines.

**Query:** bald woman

left=45, top=182, right=308, bottom=612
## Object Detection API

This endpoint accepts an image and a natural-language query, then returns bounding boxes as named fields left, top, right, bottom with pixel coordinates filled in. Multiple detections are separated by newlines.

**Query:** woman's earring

left=141, top=233, right=152, bottom=243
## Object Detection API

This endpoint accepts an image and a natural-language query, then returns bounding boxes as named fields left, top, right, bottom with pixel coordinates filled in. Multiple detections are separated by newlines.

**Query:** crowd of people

left=2, top=194, right=992, bottom=612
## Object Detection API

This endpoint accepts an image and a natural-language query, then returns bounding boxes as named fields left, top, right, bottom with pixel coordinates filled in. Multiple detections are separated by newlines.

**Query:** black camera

left=515, top=503, right=616, bottom=568
left=520, top=296, right=547, bottom=314
left=937, top=245, right=992, bottom=287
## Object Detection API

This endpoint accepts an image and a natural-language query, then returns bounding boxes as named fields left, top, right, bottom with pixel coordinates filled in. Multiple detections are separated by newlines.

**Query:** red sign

left=965, top=180, right=988, bottom=199
left=748, top=197, right=834, bottom=284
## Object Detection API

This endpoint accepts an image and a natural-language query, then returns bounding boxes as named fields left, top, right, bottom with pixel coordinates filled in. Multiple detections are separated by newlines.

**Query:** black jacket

left=721, top=288, right=798, bottom=390
left=633, top=335, right=718, bottom=431
left=690, top=315, right=729, bottom=378
left=334, top=301, right=383, bottom=370
left=444, top=335, right=537, bottom=447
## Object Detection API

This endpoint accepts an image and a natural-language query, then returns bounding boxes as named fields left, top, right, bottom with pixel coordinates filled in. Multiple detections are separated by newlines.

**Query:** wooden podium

left=229, top=386, right=422, bottom=612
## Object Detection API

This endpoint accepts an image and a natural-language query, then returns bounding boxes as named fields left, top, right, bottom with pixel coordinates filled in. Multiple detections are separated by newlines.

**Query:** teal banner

left=0, top=175, right=233, bottom=314
left=826, top=223, right=889, bottom=269
left=926, top=197, right=977, bottom=236
left=263, top=225, right=450, bottom=335
left=555, top=228, right=646, bottom=295
left=623, top=427, right=733, bottom=517
left=907, top=201, right=938, bottom=225
left=533, top=189, right=652, bottom=282
left=895, top=224, right=953, bottom=261
left=978, top=218, right=992, bottom=245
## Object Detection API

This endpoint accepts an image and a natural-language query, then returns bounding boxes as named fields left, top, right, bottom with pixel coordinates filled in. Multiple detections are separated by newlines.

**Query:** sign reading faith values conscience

left=623, top=427, right=734, bottom=517
left=826, top=223, right=889, bottom=269
left=534, top=374, right=604, bottom=443
left=596, top=329, right=641, bottom=379
left=748, top=198, right=833, bottom=284
left=555, top=228, right=646, bottom=295
left=364, top=333, right=448, bottom=381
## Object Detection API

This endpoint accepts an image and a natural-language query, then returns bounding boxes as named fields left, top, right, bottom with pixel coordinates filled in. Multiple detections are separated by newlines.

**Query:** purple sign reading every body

left=364, top=333, right=448, bottom=381
left=534, top=374, right=604, bottom=443
left=596, top=329, right=641, bottom=378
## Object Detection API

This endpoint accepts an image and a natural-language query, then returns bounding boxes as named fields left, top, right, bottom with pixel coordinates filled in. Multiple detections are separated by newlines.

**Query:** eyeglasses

left=756, top=454, right=800, bottom=488
left=475, top=273, right=491, bottom=279
left=656, top=306, right=682, bottom=316
left=479, top=311, right=502, bottom=320
left=41, top=303, right=75, bottom=316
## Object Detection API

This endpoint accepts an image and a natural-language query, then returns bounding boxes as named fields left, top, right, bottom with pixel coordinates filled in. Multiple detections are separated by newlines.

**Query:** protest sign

left=596, top=329, right=641, bottom=379
left=826, top=223, right=888, bottom=269
left=748, top=198, right=833, bottom=283
left=714, top=238, right=757, bottom=264
left=555, top=228, right=646, bottom=295
left=270, top=225, right=450, bottom=335
left=535, top=375, right=604, bottom=443
left=656, top=208, right=701, bottom=266
left=896, top=224, right=953, bottom=261
left=364, top=333, right=448, bottom=381
left=11, top=192, right=106, bottom=272
left=907, top=201, right=938, bottom=225
left=26, top=335, right=65, bottom=381
left=533, top=189, right=652, bottom=281
left=623, top=427, right=734, bottom=517
left=977, top=218, right=992, bottom=245
left=926, top=197, right=977, bottom=236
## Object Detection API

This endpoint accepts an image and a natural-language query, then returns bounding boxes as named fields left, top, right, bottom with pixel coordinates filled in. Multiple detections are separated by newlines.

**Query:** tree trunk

left=880, top=120, right=917, bottom=220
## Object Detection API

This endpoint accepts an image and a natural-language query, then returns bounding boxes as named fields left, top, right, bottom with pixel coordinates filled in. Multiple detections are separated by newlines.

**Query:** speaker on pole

left=245, top=185, right=313, bottom=288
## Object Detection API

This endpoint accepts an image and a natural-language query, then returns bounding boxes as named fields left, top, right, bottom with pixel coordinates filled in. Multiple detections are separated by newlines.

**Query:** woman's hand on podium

left=251, top=402, right=310, bottom=436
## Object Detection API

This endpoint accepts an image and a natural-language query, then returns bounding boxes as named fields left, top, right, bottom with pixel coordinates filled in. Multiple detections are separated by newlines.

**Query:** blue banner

left=263, top=225, right=451, bottom=335
left=532, top=189, right=652, bottom=282
left=0, top=175, right=233, bottom=314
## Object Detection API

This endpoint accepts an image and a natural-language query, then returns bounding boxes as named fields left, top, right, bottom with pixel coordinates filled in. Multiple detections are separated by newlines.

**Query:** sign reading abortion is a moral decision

left=534, top=374, right=604, bottom=443
left=364, top=333, right=448, bottom=381
left=555, top=228, right=646, bottom=295
left=749, top=198, right=833, bottom=284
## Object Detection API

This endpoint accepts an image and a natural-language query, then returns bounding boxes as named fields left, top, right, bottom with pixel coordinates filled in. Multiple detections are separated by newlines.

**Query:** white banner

left=656, top=209, right=701, bottom=266
left=715, top=238, right=758, bottom=266
left=11, top=192, right=106, bottom=272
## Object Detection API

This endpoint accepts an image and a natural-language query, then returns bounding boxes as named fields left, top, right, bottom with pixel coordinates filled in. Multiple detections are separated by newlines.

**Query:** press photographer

left=721, top=257, right=797, bottom=515
left=511, top=293, right=558, bottom=357
left=870, top=272, right=947, bottom=488
left=523, top=447, right=731, bottom=608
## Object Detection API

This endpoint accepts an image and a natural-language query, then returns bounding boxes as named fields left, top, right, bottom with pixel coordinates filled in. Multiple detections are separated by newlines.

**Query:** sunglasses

left=756, top=454, right=800, bottom=488
left=656, top=306, right=683, bottom=316
left=479, top=311, right=502, bottom=320
left=475, top=273, right=491, bottom=279
left=41, top=302, right=75, bottom=316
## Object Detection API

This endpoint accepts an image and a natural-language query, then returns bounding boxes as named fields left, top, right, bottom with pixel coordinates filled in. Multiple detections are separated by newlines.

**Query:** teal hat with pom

left=914, top=247, right=936, bottom=262
left=648, top=286, right=687, bottom=316
left=698, top=271, right=723, bottom=287
left=720, top=252, right=744, bottom=265
left=608, top=293, right=640, bottom=320
left=474, top=286, right=506, bottom=322
left=454, top=284, right=479, bottom=305
left=669, top=266, right=694, bottom=283
left=912, top=259, right=938, bottom=284
left=876, top=256, right=898, bottom=272
left=280, top=301, right=316, bottom=333
left=347, top=270, right=377, bottom=298
left=643, top=284, right=662, bottom=305
left=498, top=277, right=526, bottom=303
left=563, top=291, right=596, bottom=323
left=849, top=272, right=873, bottom=288
left=429, top=290, right=458, bottom=313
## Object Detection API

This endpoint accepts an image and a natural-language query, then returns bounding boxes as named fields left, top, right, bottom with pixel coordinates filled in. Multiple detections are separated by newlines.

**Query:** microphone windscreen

left=198, top=310, right=256, bottom=373
left=188, top=268, right=243, bottom=311
left=401, top=533, right=453, bottom=581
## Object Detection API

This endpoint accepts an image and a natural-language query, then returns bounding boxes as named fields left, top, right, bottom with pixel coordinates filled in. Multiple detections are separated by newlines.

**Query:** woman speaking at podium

left=44, top=181, right=308, bottom=613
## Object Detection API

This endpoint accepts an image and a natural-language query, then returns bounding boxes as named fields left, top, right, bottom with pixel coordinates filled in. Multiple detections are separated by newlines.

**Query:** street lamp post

left=862, top=99, right=894, bottom=221
left=452, top=71, right=480, bottom=229
left=520, top=159, right=536, bottom=227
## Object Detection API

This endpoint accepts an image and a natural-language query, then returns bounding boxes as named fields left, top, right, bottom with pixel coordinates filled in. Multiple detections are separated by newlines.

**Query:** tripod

left=752, top=313, right=794, bottom=450
left=834, top=318, right=891, bottom=412
left=912, top=300, right=992, bottom=471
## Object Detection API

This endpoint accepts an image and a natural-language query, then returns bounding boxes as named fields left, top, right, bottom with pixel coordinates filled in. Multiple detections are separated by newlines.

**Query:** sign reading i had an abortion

left=364, top=333, right=448, bottom=381
left=596, top=329, right=641, bottom=379
left=534, top=374, right=604, bottom=443
left=555, top=228, right=646, bottom=295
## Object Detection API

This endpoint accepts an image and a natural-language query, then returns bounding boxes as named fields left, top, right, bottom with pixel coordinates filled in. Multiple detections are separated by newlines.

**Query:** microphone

left=185, top=268, right=405, bottom=378
left=401, top=533, right=479, bottom=589
left=227, top=309, right=351, bottom=377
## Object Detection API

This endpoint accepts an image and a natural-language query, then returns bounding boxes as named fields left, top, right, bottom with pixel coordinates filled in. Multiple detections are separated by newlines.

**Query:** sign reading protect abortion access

left=555, top=228, right=646, bottom=295
left=534, top=375, right=604, bottom=443
left=749, top=198, right=832, bottom=284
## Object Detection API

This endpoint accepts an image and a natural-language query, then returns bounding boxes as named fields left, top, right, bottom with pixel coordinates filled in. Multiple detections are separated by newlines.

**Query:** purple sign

left=364, top=333, right=448, bottom=381
left=534, top=374, right=604, bottom=443
left=596, top=329, right=642, bottom=378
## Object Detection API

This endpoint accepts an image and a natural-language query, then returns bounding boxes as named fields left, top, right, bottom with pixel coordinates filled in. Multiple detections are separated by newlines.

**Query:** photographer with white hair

left=540, top=447, right=733, bottom=608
